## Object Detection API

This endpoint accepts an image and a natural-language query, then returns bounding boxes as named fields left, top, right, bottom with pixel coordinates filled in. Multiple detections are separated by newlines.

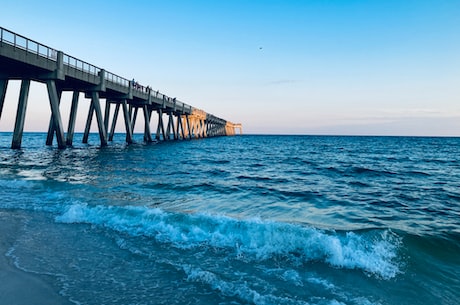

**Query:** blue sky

left=1, top=0, right=459, bottom=135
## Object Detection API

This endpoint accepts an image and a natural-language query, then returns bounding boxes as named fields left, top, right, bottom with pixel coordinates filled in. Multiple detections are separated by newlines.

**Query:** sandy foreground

left=0, top=212, right=72, bottom=305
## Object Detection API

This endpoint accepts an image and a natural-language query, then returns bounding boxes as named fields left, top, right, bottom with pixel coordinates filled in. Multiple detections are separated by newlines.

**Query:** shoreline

left=0, top=212, right=72, bottom=305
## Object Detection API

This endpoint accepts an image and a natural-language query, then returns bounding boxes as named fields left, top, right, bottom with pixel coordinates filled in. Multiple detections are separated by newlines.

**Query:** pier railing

left=105, top=71, right=130, bottom=87
left=63, top=54, right=100, bottom=76
left=0, top=27, right=58, bottom=61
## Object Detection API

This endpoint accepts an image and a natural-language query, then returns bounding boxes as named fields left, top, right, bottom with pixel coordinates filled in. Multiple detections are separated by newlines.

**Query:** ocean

left=0, top=133, right=459, bottom=305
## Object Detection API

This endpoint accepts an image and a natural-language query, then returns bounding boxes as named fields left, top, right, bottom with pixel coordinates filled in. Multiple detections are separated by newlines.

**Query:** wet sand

left=0, top=212, right=72, bottom=305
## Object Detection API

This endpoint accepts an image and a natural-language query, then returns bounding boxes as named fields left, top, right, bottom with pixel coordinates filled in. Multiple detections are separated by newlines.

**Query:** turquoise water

left=1, top=133, right=459, bottom=304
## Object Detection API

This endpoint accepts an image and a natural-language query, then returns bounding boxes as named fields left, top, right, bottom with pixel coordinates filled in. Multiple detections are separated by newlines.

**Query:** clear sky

left=1, top=0, right=459, bottom=136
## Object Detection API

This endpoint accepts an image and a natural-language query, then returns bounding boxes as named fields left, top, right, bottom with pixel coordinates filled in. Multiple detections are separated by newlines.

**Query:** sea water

left=0, top=133, right=459, bottom=305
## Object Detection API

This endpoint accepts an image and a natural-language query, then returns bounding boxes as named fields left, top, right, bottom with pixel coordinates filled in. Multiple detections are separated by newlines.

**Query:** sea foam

left=56, top=203, right=402, bottom=279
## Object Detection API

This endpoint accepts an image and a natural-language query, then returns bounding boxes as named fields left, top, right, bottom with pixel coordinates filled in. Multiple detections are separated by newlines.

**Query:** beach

left=0, top=212, right=71, bottom=305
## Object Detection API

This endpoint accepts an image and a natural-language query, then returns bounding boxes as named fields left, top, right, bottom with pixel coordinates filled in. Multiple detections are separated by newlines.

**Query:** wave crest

left=56, top=203, right=402, bottom=279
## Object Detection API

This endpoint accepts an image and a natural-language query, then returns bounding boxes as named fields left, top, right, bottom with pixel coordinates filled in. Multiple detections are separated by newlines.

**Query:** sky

left=1, top=0, right=459, bottom=136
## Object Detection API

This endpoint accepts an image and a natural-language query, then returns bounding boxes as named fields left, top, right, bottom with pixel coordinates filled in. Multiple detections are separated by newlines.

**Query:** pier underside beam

left=11, top=80, right=30, bottom=149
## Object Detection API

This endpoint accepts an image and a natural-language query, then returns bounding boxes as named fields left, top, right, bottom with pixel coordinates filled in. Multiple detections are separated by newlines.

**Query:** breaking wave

left=56, top=203, right=402, bottom=279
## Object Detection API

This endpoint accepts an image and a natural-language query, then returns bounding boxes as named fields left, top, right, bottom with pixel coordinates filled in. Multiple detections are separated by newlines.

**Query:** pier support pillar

left=108, top=103, right=120, bottom=141
left=0, top=79, right=8, bottom=120
left=83, top=103, right=94, bottom=144
left=176, top=115, right=181, bottom=139
left=181, top=116, right=188, bottom=139
left=82, top=92, right=108, bottom=146
left=176, top=114, right=185, bottom=140
left=198, top=119, right=203, bottom=138
left=188, top=116, right=195, bottom=139
left=143, top=105, right=153, bottom=142
left=122, top=100, right=133, bottom=144
left=108, top=100, right=133, bottom=143
left=199, top=120, right=204, bottom=138
left=91, top=92, right=108, bottom=146
left=156, top=109, right=166, bottom=141
left=131, top=106, right=139, bottom=132
left=185, top=115, right=192, bottom=139
left=46, top=88, right=63, bottom=146
left=46, top=80, right=66, bottom=149
left=195, top=121, right=199, bottom=138
left=166, top=112, right=175, bottom=140
left=11, top=80, right=30, bottom=149
left=66, top=91, right=79, bottom=146
left=104, top=101, right=111, bottom=132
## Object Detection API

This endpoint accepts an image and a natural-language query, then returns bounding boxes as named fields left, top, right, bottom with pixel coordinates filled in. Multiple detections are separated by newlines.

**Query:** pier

left=0, top=26, right=242, bottom=149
